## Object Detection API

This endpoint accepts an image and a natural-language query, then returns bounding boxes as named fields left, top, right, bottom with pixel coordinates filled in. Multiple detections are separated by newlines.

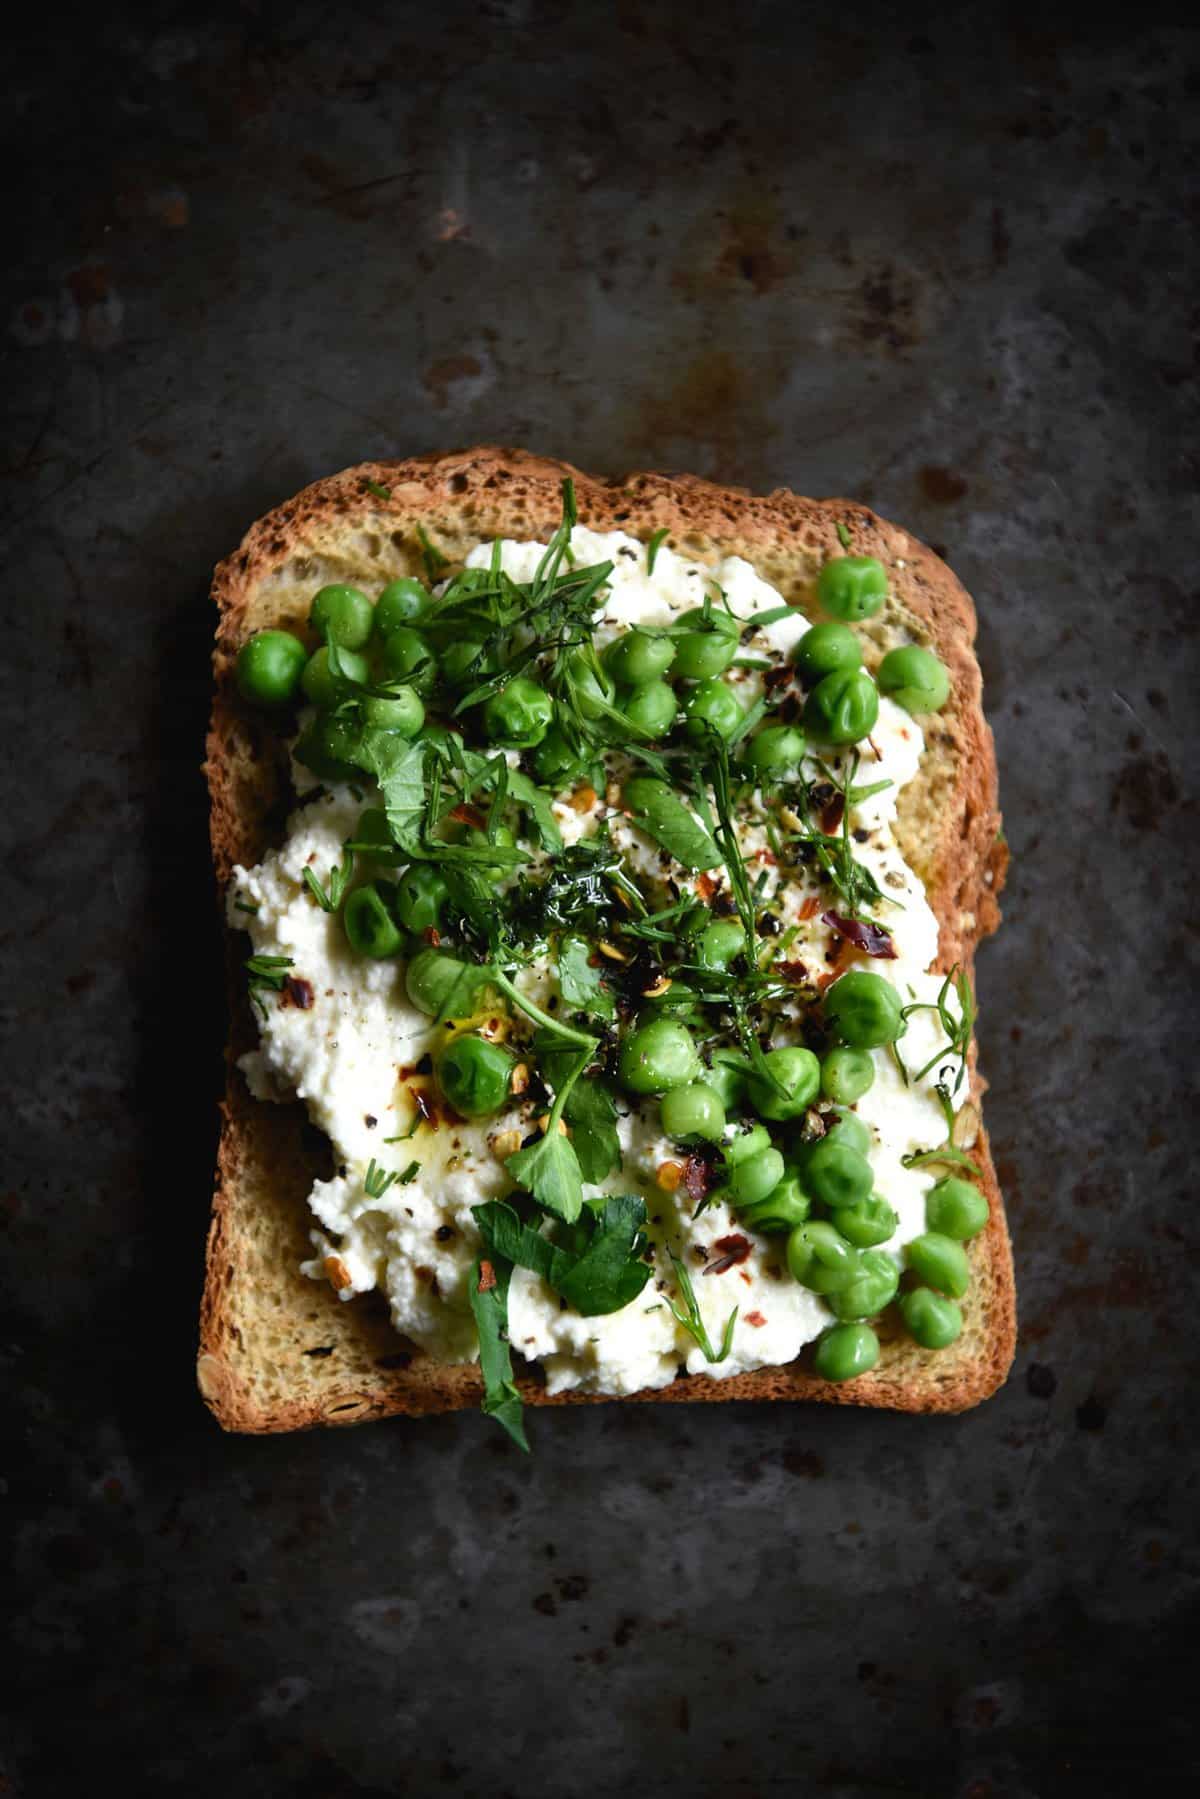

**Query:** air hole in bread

left=446, top=473, right=468, bottom=495
left=361, top=533, right=382, bottom=559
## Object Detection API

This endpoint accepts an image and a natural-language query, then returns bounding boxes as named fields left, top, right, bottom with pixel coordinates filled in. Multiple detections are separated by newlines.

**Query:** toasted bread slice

left=199, top=448, right=1013, bottom=1432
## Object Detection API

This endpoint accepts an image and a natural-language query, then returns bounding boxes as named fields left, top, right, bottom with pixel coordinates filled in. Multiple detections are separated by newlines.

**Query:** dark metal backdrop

left=2, top=4, right=1197, bottom=1795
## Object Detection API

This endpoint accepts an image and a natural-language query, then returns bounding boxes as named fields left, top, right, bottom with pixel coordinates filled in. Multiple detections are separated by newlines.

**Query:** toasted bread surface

left=200, top=447, right=1013, bottom=1433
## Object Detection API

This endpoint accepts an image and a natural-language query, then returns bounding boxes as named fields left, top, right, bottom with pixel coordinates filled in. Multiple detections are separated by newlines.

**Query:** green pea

left=824, top=970, right=904, bottom=1048
left=803, top=668, right=880, bottom=745
left=697, top=918, right=746, bottom=970
left=482, top=677, right=553, bottom=749
left=706, top=1049, right=750, bottom=1111
left=672, top=607, right=740, bottom=680
left=726, top=1146, right=786, bottom=1207
left=682, top=679, right=743, bottom=742
left=436, top=1034, right=515, bottom=1119
left=878, top=645, right=950, bottom=715
left=737, top=1169, right=810, bottom=1233
left=834, top=1194, right=897, bottom=1249
left=364, top=687, right=424, bottom=737
left=293, top=712, right=364, bottom=783
left=603, top=629, right=676, bottom=686
left=746, top=1046, right=821, bottom=1122
left=723, top=1123, right=772, bottom=1167
left=925, top=1177, right=989, bottom=1241
left=815, top=1109, right=872, bottom=1158
left=235, top=630, right=308, bottom=707
left=300, top=644, right=369, bottom=710
left=814, top=1321, right=880, bottom=1382
left=310, top=583, right=374, bottom=648
left=404, top=947, right=486, bottom=1020
left=531, top=725, right=586, bottom=787
left=743, top=724, right=807, bottom=777
left=375, top=578, right=432, bottom=636
left=793, top=621, right=862, bottom=685
left=661, top=1081, right=726, bottom=1144
left=899, top=1287, right=963, bottom=1350
left=565, top=649, right=616, bottom=720
left=800, top=1137, right=873, bottom=1211
left=378, top=627, right=438, bottom=693
left=904, top=1232, right=970, bottom=1299
left=785, top=1220, right=859, bottom=1294
left=343, top=883, right=404, bottom=958
left=816, top=556, right=888, bottom=622
left=617, top=1015, right=702, bottom=1095
left=393, top=865, right=449, bottom=933
left=820, top=1046, right=876, bottom=1105
left=441, top=639, right=495, bottom=689
left=623, top=680, right=678, bottom=739
left=827, top=1248, right=899, bottom=1321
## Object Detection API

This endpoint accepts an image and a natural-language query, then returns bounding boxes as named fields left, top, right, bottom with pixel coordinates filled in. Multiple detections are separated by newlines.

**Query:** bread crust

left=200, top=447, right=1014, bottom=1433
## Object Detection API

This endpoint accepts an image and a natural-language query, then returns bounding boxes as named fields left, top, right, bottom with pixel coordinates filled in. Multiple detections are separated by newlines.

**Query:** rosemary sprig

left=303, top=848, right=355, bottom=913
left=666, top=1249, right=737, bottom=1363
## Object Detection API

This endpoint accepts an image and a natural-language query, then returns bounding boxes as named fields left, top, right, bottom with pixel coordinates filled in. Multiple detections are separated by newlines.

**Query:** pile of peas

left=235, top=553, right=961, bottom=1379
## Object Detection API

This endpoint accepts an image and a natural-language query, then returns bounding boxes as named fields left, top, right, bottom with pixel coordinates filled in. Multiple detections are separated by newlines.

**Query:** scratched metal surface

left=2, top=4, right=1197, bottom=1795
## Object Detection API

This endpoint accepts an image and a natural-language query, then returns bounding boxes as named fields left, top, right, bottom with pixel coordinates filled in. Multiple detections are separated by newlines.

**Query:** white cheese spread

left=229, top=529, right=964, bottom=1396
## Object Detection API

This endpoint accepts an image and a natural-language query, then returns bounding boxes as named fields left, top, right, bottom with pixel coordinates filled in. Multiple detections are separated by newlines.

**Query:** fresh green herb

left=303, top=848, right=355, bottom=913
left=365, top=478, right=392, bottom=501
left=417, top=525, right=449, bottom=582
left=363, top=1157, right=400, bottom=1200
left=535, top=1038, right=623, bottom=1183
left=836, top=521, right=852, bottom=550
left=234, top=897, right=260, bottom=915
left=468, top=1254, right=528, bottom=1452
left=504, top=1045, right=591, bottom=1224
left=558, top=936, right=615, bottom=1022
left=475, top=1195, right=652, bottom=1318
left=666, top=1249, right=738, bottom=1363
left=244, top=952, right=294, bottom=1017
left=383, top=1118, right=421, bottom=1144
left=645, top=527, right=669, bottom=573
left=899, top=967, right=975, bottom=1093
left=900, top=1082, right=982, bottom=1176
left=623, top=776, right=721, bottom=872
left=396, top=1160, right=420, bottom=1184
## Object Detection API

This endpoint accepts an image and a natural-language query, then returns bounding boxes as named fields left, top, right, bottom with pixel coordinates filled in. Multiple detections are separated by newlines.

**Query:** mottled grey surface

left=2, top=4, right=1197, bottom=1795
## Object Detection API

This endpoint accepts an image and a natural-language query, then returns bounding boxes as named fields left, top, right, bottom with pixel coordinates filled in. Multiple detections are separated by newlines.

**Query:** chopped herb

left=666, top=1249, right=738, bottom=1363
left=233, top=897, right=260, bottom=915
left=898, top=967, right=975, bottom=1093
left=900, top=1082, right=983, bottom=1176
left=245, top=952, right=294, bottom=1018
left=836, top=521, right=852, bottom=550
left=468, top=1254, right=528, bottom=1452
left=365, top=479, right=392, bottom=501
left=645, top=527, right=670, bottom=573
left=417, top=524, right=449, bottom=581
left=363, top=1158, right=400, bottom=1200
left=303, top=848, right=355, bottom=913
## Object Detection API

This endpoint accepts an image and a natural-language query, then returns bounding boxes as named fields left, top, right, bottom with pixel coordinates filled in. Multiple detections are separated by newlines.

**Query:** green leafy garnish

left=303, top=848, right=354, bottom=913
left=645, top=527, right=669, bottom=573
left=233, top=897, right=260, bottom=915
left=624, top=776, right=721, bottom=872
left=558, top=936, right=615, bottom=1022
left=244, top=952, right=293, bottom=1017
left=363, top=1157, right=400, bottom=1200
left=468, top=1255, right=528, bottom=1452
left=475, top=1195, right=652, bottom=1318
left=900, top=1081, right=982, bottom=1176
left=365, top=478, right=392, bottom=501
left=665, top=1249, right=738, bottom=1364
left=898, top=967, right=975, bottom=1094
left=836, top=521, right=852, bottom=550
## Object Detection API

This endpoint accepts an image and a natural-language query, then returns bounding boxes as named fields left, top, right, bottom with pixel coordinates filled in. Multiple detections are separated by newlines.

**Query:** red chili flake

left=477, top=1260, right=497, bottom=1293
left=683, top=1154, right=710, bottom=1204
left=695, top=872, right=718, bottom=903
left=777, top=960, right=811, bottom=984
left=821, top=911, right=897, bottom=959
left=745, top=1310, right=767, bottom=1328
left=798, top=896, right=821, bottom=921
left=423, top=926, right=441, bottom=947
left=280, top=976, right=314, bottom=1010
left=763, top=663, right=792, bottom=691
left=703, top=1233, right=752, bottom=1277
left=739, top=1270, right=753, bottom=1285
left=753, top=849, right=777, bottom=866
left=820, top=793, right=845, bottom=834
left=449, top=803, right=487, bottom=828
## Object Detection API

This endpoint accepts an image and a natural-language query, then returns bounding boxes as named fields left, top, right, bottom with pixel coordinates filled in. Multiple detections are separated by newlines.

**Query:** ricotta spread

left=229, top=529, right=964, bottom=1396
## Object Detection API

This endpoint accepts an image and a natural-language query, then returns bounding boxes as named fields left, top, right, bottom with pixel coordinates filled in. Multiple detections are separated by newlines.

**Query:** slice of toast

left=199, top=447, right=1014, bottom=1433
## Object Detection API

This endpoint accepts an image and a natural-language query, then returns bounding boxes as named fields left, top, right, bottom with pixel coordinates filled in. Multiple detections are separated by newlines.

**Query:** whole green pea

left=379, top=626, right=438, bottom=693
left=482, top=677, right=553, bottom=749
left=803, top=668, right=880, bottom=745
left=706, top=1049, right=750, bottom=1111
left=405, top=947, right=486, bottom=1019
left=743, top=724, right=807, bottom=777
left=786, top=1219, right=859, bottom=1294
left=623, top=680, right=678, bottom=738
left=374, top=578, right=432, bottom=636
left=878, top=645, right=950, bottom=715
left=820, top=1046, right=876, bottom=1105
left=236, top=630, right=308, bottom=707
left=436, top=1034, right=515, bottom=1118
left=899, top=1287, right=963, bottom=1349
left=816, top=1109, right=872, bottom=1157
left=726, top=1146, right=786, bottom=1207
left=393, top=864, right=449, bottom=933
left=300, top=644, right=369, bottom=709
left=723, top=1123, right=772, bottom=1167
left=672, top=607, right=740, bottom=680
left=800, top=1137, right=874, bottom=1211
left=660, top=1081, right=726, bottom=1144
left=828, top=1249, right=899, bottom=1321
left=746, top=1046, right=821, bottom=1122
left=814, top=1320, right=880, bottom=1382
left=816, top=555, right=888, bottom=622
left=737, top=1169, right=810, bottom=1233
left=603, top=629, right=675, bottom=686
left=697, top=918, right=746, bottom=970
left=343, top=883, right=404, bottom=959
left=824, top=970, right=904, bottom=1048
left=793, top=621, right=862, bottom=685
left=617, top=1015, right=702, bottom=1095
left=364, top=687, right=424, bottom=737
left=310, top=583, right=374, bottom=648
left=904, top=1232, right=971, bottom=1299
left=682, top=679, right=743, bottom=742
left=293, top=713, right=364, bottom=783
left=925, top=1177, right=989, bottom=1241
left=834, top=1194, right=898, bottom=1249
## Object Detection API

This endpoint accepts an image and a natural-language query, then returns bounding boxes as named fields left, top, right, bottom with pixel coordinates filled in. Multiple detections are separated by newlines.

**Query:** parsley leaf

left=475, top=1196, right=652, bottom=1317
left=505, top=1128, right=584, bottom=1224
left=623, top=776, right=721, bottom=872
left=558, top=936, right=615, bottom=1022
left=536, top=1040, right=622, bottom=1183
left=467, top=1255, right=528, bottom=1452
